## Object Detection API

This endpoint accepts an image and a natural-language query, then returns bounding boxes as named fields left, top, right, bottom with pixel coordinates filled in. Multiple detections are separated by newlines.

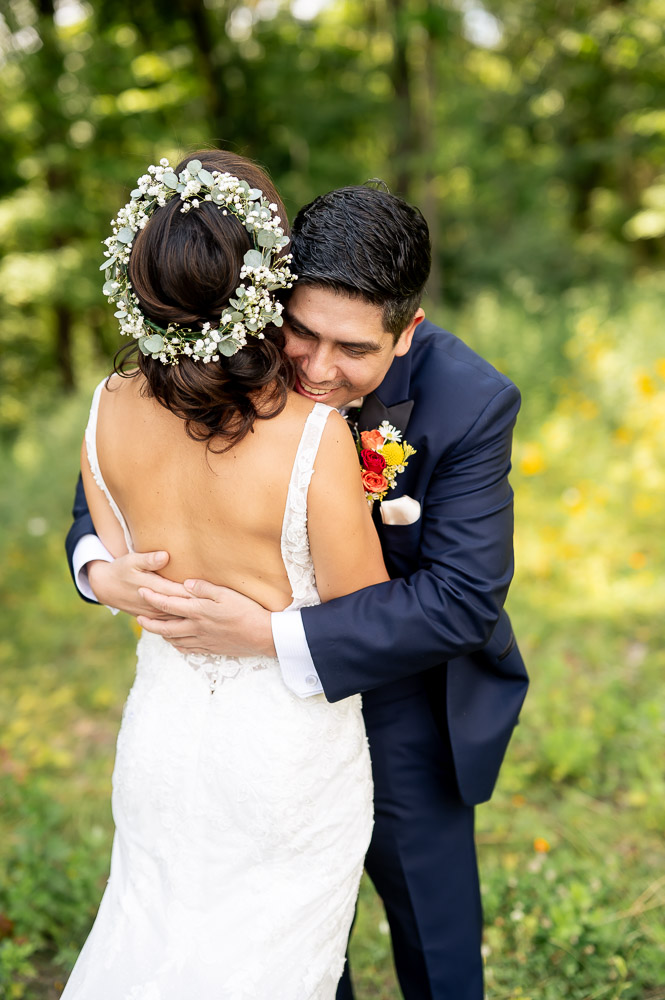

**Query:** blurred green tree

left=0, top=0, right=663, bottom=432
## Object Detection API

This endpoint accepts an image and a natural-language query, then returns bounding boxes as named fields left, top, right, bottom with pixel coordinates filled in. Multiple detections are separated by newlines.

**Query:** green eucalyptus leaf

left=246, top=320, right=258, bottom=332
left=247, top=188, right=263, bottom=200
left=187, top=159, right=202, bottom=175
left=218, top=339, right=239, bottom=357
left=228, top=298, right=240, bottom=309
left=143, top=334, right=165, bottom=353
left=102, top=280, right=117, bottom=296
left=138, top=336, right=152, bottom=355
left=231, top=311, right=244, bottom=322
left=272, top=315, right=284, bottom=327
left=100, top=257, right=116, bottom=271
left=176, top=183, right=185, bottom=193
left=131, top=188, right=142, bottom=199
left=238, top=180, right=250, bottom=193
left=257, top=231, right=276, bottom=249
left=162, top=172, right=178, bottom=189
left=243, top=249, right=263, bottom=268
left=197, top=168, right=214, bottom=186
left=117, top=227, right=134, bottom=244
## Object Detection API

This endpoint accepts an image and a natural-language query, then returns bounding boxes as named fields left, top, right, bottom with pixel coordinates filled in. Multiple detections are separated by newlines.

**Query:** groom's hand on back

left=136, top=581, right=276, bottom=659
left=87, top=551, right=189, bottom=619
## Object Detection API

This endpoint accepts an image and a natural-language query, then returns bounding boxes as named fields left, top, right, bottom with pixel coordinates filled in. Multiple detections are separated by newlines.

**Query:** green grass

left=1, top=284, right=664, bottom=998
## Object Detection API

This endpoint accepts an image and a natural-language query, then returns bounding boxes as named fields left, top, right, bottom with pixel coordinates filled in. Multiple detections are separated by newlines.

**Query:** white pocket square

left=380, top=496, right=421, bottom=526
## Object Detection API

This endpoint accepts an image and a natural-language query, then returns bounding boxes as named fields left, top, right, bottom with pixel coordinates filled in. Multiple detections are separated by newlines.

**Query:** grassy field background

left=1, top=283, right=664, bottom=999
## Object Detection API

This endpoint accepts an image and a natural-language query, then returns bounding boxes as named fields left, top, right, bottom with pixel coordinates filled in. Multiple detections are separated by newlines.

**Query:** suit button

left=305, top=674, right=318, bottom=687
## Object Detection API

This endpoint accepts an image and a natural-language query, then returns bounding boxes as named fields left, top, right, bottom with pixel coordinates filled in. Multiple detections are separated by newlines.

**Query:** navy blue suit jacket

left=65, top=319, right=527, bottom=806
left=301, top=319, right=528, bottom=806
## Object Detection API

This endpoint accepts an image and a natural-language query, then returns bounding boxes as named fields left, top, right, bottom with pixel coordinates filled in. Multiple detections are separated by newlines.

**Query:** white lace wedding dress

left=61, top=383, right=373, bottom=1000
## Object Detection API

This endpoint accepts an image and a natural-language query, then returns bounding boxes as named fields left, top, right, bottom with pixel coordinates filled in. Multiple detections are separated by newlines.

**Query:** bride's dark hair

left=113, top=149, right=294, bottom=450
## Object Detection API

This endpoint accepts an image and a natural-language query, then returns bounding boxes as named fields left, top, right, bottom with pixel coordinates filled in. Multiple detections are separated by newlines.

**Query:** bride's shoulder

left=93, top=372, right=151, bottom=433
left=97, top=370, right=145, bottom=405
left=101, top=369, right=141, bottom=392
left=283, top=390, right=341, bottom=425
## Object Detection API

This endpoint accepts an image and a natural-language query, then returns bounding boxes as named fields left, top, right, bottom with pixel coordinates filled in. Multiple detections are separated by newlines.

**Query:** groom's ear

left=394, top=308, right=425, bottom=358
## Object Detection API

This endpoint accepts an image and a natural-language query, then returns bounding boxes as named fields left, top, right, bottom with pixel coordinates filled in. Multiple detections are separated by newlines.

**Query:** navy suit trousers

left=337, top=669, right=484, bottom=1000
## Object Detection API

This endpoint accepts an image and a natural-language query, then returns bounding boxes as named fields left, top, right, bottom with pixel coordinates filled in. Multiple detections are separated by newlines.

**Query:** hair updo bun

left=114, top=149, right=294, bottom=450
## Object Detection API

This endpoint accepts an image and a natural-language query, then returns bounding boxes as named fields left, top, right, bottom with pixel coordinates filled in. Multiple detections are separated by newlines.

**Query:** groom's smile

left=283, top=285, right=421, bottom=410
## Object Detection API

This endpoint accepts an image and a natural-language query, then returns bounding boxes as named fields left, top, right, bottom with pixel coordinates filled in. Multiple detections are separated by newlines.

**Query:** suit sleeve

left=301, top=382, right=520, bottom=702
left=65, top=473, right=99, bottom=603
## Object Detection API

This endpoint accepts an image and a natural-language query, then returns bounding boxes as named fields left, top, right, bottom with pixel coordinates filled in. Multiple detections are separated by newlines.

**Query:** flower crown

left=100, top=157, right=295, bottom=364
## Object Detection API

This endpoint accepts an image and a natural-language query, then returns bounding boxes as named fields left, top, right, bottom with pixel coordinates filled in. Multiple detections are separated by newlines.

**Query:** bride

left=61, top=150, right=387, bottom=1000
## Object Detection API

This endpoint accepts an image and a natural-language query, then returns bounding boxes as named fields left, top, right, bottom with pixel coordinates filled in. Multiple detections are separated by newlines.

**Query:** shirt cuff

left=271, top=609, right=323, bottom=698
left=72, top=534, right=119, bottom=615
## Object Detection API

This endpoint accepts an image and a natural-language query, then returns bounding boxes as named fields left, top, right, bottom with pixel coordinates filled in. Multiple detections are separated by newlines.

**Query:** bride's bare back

left=82, top=374, right=387, bottom=612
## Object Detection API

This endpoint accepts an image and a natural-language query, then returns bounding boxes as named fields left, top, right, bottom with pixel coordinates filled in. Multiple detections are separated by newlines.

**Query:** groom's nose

left=302, top=344, right=338, bottom=384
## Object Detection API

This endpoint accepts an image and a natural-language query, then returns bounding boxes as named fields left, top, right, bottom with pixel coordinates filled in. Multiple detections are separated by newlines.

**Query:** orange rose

left=361, top=469, right=388, bottom=495
left=360, top=429, right=384, bottom=451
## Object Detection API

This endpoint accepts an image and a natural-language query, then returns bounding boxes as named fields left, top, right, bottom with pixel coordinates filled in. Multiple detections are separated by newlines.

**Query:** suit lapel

left=358, top=350, right=414, bottom=435
left=358, top=395, right=414, bottom=435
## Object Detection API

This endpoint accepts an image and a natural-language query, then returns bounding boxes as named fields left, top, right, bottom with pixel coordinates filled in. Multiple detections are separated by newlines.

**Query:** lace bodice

left=84, top=380, right=334, bottom=690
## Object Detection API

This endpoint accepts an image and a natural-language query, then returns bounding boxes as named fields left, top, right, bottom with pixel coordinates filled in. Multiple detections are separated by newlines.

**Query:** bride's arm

left=307, top=411, right=389, bottom=601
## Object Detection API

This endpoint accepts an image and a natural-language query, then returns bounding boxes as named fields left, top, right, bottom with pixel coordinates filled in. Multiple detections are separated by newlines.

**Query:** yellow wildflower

left=381, top=441, right=405, bottom=467
left=520, top=442, right=546, bottom=476
left=533, top=837, right=551, bottom=853
left=636, top=373, right=656, bottom=397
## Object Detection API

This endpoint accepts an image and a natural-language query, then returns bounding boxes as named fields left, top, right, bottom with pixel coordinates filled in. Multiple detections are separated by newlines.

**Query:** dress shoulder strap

left=288, top=402, right=335, bottom=497
left=280, top=402, right=334, bottom=609
left=84, top=378, right=134, bottom=552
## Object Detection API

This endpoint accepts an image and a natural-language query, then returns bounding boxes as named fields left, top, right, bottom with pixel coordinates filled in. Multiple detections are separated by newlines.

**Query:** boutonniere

left=355, top=421, right=416, bottom=506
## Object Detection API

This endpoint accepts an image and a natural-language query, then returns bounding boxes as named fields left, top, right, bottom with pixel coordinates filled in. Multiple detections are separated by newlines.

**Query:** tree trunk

left=55, top=305, right=75, bottom=391
left=181, top=0, right=230, bottom=132
left=386, top=0, right=416, bottom=197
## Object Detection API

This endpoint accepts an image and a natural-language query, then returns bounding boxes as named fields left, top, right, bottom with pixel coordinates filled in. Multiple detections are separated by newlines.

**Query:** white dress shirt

left=72, top=535, right=322, bottom=696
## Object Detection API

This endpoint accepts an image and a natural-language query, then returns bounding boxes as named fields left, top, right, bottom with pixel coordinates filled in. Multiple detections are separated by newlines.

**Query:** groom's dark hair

left=290, top=185, right=431, bottom=341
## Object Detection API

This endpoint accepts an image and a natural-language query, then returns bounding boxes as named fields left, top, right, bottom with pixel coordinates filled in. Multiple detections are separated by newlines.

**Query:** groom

left=66, top=185, right=528, bottom=999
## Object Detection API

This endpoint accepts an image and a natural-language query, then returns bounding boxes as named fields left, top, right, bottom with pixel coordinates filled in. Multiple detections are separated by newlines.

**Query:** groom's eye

left=290, top=325, right=316, bottom=340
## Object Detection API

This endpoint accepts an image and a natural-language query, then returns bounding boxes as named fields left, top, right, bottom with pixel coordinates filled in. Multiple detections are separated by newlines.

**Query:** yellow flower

left=520, top=442, right=546, bottom=476
left=381, top=441, right=405, bottom=467
left=636, top=373, right=656, bottom=397
left=613, top=426, right=632, bottom=445
left=533, top=837, right=550, bottom=853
